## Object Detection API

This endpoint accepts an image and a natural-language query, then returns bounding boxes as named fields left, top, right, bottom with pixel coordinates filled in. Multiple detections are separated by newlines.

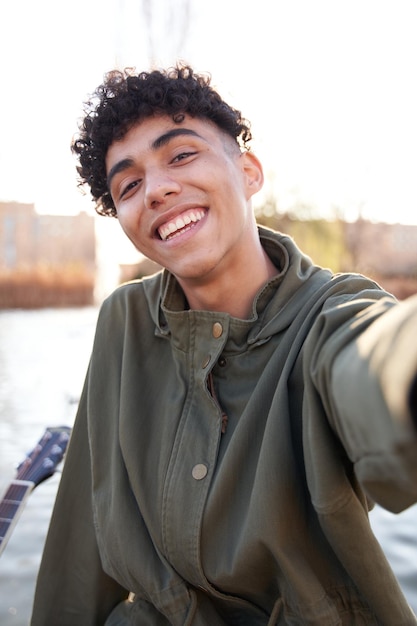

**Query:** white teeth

left=159, top=210, right=205, bottom=241
left=176, top=216, right=185, bottom=230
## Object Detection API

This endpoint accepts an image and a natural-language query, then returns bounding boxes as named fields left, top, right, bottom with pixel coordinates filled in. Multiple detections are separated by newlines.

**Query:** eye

left=120, top=179, right=142, bottom=199
left=172, top=151, right=197, bottom=163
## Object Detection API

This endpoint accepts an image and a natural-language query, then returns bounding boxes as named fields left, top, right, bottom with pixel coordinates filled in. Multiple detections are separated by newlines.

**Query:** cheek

left=117, top=202, right=140, bottom=230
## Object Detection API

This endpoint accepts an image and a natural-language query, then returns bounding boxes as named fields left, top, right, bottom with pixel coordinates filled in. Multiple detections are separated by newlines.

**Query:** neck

left=178, top=245, right=278, bottom=319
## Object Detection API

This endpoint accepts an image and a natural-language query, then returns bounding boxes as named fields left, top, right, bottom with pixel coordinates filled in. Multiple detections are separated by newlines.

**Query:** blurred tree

left=141, top=0, right=191, bottom=66
left=255, top=194, right=349, bottom=273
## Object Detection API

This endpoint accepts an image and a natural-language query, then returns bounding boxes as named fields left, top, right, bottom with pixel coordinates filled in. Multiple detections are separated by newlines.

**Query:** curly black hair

left=71, top=64, right=252, bottom=217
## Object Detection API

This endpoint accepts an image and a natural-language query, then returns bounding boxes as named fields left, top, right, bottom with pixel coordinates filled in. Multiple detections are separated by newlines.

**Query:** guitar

left=0, top=426, right=71, bottom=557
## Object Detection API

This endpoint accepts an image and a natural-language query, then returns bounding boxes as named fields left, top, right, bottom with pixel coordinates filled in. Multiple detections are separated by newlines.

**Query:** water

left=0, top=308, right=416, bottom=624
left=0, top=307, right=98, bottom=625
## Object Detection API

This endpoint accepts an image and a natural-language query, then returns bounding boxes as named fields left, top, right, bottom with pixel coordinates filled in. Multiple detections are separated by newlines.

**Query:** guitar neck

left=0, top=479, right=35, bottom=556
left=0, top=426, right=71, bottom=558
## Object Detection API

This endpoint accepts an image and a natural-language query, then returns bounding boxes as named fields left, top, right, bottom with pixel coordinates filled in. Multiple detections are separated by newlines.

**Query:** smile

left=158, top=209, right=206, bottom=241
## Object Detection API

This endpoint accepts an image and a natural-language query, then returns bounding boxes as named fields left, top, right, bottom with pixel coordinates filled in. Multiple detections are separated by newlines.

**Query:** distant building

left=345, top=219, right=417, bottom=299
left=345, top=220, right=417, bottom=275
left=0, top=201, right=96, bottom=308
left=0, top=201, right=95, bottom=271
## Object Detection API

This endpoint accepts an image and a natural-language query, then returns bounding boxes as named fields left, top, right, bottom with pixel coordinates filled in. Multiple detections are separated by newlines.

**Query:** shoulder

left=96, top=271, right=164, bottom=330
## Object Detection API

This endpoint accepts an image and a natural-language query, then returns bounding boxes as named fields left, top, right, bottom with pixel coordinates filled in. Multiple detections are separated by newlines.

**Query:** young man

left=31, top=65, right=417, bottom=625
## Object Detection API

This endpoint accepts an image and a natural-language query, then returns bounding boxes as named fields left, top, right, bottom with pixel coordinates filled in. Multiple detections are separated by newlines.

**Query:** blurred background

left=1, top=0, right=417, bottom=623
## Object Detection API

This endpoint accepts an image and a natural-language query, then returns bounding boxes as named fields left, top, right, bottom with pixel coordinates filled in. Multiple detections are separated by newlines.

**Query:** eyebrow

left=107, top=128, right=205, bottom=189
left=151, top=127, right=204, bottom=150
left=107, top=158, right=135, bottom=190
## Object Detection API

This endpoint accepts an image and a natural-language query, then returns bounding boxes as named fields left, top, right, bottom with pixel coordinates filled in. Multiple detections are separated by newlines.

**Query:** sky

left=1, top=0, right=417, bottom=258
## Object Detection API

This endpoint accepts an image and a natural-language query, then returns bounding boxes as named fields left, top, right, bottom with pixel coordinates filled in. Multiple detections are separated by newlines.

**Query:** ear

left=240, top=151, right=264, bottom=198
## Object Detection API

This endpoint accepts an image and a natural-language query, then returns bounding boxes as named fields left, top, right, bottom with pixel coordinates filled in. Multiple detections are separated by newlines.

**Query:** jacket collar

left=143, top=227, right=331, bottom=346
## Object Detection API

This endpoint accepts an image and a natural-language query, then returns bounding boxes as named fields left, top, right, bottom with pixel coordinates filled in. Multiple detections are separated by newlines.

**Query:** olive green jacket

left=31, top=228, right=417, bottom=625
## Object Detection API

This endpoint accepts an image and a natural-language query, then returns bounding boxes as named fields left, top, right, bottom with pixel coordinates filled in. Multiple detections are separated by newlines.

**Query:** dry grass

left=0, top=265, right=95, bottom=309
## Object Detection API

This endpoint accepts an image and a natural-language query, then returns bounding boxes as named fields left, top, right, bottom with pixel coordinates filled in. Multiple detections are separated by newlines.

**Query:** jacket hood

left=142, top=227, right=336, bottom=346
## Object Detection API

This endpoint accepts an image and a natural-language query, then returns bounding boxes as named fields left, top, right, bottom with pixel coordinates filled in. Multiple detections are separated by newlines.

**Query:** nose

left=144, top=171, right=181, bottom=210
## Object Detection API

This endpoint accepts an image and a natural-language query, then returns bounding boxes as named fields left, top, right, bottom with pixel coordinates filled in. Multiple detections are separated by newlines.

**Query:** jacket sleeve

left=309, top=292, right=417, bottom=513
left=31, top=376, right=128, bottom=626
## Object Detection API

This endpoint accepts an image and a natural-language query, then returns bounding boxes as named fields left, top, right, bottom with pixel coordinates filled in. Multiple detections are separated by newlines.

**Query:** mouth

left=157, top=209, right=206, bottom=241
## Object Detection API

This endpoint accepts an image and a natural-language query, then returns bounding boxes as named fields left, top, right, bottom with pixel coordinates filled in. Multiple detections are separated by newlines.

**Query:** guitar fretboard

left=0, top=480, right=34, bottom=555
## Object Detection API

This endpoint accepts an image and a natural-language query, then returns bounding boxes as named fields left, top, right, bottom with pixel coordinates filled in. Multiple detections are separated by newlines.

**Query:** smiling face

left=105, top=114, right=264, bottom=287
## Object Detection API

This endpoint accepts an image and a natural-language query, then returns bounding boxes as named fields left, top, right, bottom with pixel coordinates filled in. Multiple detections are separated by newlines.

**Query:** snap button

left=201, top=355, right=211, bottom=369
left=212, top=322, right=223, bottom=338
left=192, top=464, right=208, bottom=480
left=218, top=356, right=227, bottom=367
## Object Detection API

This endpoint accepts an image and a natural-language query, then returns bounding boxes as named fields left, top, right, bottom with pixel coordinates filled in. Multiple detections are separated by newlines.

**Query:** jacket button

left=201, top=355, right=211, bottom=369
left=192, top=464, right=208, bottom=480
left=212, top=322, right=223, bottom=338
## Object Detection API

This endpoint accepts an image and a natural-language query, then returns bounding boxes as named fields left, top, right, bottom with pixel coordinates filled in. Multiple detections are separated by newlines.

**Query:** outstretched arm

left=308, top=292, right=417, bottom=513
